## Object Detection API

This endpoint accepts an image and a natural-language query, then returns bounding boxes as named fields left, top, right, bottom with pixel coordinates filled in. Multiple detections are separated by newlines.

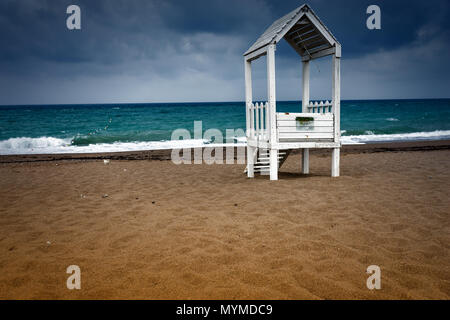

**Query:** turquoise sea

left=0, top=99, right=449, bottom=154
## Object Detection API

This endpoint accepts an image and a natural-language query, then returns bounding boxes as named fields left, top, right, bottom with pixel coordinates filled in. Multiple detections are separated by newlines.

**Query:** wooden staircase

left=246, top=149, right=291, bottom=175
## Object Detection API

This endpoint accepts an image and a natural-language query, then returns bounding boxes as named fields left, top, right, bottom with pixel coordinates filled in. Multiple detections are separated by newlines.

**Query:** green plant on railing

left=295, top=116, right=314, bottom=125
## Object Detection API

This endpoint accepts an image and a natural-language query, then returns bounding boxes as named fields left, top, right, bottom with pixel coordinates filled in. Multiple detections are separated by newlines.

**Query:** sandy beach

left=0, top=141, right=449, bottom=299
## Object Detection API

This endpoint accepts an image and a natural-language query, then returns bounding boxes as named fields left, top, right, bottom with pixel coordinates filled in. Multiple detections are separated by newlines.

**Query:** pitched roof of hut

left=244, top=4, right=340, bottom=59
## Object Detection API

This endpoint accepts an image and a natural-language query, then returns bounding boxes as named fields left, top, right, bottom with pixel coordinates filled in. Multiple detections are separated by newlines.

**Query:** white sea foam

left=0, top=136, right=73, bottom=154
left=1, top=130, right=450, bottom=155
left=341, top=130, right=450, bottom=144
left=0, top=136, right=246, bottom=155
left=386, top=117, right=399, bottom=121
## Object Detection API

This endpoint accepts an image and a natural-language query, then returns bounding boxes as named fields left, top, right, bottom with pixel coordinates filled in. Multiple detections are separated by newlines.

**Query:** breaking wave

left=1, top=130, right=450, bottom=154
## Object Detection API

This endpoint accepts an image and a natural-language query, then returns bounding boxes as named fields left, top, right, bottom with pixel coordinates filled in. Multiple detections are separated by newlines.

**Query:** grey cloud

left=0, top=0, right=449, bottom=104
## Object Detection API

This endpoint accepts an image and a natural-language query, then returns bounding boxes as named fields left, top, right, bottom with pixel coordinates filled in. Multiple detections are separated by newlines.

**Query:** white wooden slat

left=278, top=139, right=334, bottom=144
left=276, top=113, right=333, bottom=121
left=258, top=156, right=286, bottom=160
left=276, top=142, right=340, bottom=149
left=279, top=132, right=334, bottom=139
left=278, top=119, right=333, bottom=125
left=278, top=126, right=333, bottom=133
left=278, top=120, right=333, bottom=130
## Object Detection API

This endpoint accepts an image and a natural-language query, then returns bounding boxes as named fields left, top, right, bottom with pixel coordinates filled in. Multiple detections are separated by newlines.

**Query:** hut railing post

left=244, top=57, right=255, bottom=177
left=302, top=60, right=310, bottom=112
left=265, top=102, right=269, bottom=141
left=255, top=103, right=260, bottom=140
left=302, top=59, right=310, bottom=174
left=267, top=44, right=278, bottom=181
left=332, top=53, right=341, bottom=177
left=244, top=58, right=252, bottom=138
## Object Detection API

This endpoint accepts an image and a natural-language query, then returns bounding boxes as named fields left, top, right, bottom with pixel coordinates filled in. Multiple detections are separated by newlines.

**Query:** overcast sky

left=1, top=0, right=449, bottom=105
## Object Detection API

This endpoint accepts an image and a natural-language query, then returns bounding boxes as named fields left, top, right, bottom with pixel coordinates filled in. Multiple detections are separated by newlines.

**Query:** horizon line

left=1, top=97, right=450, bottom=107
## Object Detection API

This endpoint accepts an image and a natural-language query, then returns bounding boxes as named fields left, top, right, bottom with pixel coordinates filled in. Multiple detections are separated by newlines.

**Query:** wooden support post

left=244, top=58, right=252, bottom=139
left=332, top=148, right=340, bottom=177
left=267, top=44, right=277, bottom=143
left=270, top=149, right=278, bottom=181
left=332, top=53, right=341, bottom=177
left=245, top=57, right=253, bottom=176
left=302, top=149, right=309, bottom=174
left=332, top=54, right=340, bottom=142
left=267, top=44, right=278, bottom=181
left=302, top=60, right=310, bottom=174
left=247, top=146, right=255, bottom=178
left=302, top=60, right=310, bottom=112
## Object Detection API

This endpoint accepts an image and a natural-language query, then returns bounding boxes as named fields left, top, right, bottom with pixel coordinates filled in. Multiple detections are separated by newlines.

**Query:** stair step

left=258, top=156, right=284, bottom=159
left=258, top=153, right=286, bottom=157
left=257, top=157, right=283, bottom=160
left=259, top=152, right=286, bottom=157
left=256, top=161, right=281, bottom=165
left=245, top=149, right=292, bottom=176
left=257, top=159, right=281, bottom=162
left=259, top=154, right=285, bottom=157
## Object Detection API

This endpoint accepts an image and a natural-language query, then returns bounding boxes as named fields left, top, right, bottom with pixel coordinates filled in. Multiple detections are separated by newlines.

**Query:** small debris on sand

left=152, top=201, right=155, bottom=204
left=104, top=159, right=110, bottom=165
left=102, top=194, right=109, bottom=198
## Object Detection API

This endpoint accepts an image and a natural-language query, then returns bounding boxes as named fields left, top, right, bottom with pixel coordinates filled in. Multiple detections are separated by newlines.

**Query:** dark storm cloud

left=0, top=0, right=449, bottom=104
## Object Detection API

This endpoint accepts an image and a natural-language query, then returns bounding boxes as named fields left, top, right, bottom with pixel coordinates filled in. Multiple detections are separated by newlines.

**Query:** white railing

left=248, top=102, right=269, bottom=141
left=307, top=100, right=333, bottom=113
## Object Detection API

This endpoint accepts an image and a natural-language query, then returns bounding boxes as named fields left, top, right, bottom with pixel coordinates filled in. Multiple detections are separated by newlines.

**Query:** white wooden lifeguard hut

left=244, top=4, right=341, bottom=180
